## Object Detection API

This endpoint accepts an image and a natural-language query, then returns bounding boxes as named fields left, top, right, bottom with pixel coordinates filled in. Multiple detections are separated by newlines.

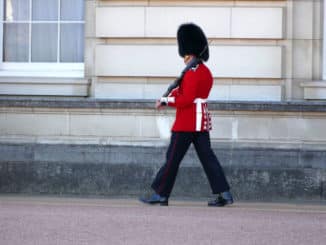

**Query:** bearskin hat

left=177, top=23, right=209, bottom=61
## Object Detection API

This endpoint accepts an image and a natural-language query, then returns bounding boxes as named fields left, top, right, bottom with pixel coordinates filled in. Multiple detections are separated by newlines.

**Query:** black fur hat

left=177, top=23, right=209, bottom=61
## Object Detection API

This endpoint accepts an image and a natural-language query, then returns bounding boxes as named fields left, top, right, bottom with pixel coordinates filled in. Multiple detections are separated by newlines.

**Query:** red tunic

left=165, top=63, right=213, bottom=132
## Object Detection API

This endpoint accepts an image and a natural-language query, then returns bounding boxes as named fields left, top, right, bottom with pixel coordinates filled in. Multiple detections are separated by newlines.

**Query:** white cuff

left=160, top=97, right=175, bottom=104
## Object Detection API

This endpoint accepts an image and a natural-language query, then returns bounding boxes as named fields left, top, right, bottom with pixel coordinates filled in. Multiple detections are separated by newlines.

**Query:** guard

left=140, top=23, right=233, bottom=207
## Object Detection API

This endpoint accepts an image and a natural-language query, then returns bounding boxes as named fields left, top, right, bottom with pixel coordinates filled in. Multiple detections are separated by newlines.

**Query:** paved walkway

left=0, top=196, right=326, bottom=245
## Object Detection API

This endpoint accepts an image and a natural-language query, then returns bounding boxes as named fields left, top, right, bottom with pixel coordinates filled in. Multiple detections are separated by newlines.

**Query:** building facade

left=0, top=0, right=325, bottom=100
left=0, top=0, right=326, bottom=201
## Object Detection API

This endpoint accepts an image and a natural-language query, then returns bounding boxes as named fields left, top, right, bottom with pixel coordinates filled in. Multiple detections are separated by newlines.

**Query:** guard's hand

left=155, top=100, right=165, bottom=110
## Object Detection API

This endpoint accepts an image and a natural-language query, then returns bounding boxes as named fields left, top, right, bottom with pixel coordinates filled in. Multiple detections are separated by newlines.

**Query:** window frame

left=0, top=0, right=84, bottom=78
left=323, top=2, right=326, bottom=80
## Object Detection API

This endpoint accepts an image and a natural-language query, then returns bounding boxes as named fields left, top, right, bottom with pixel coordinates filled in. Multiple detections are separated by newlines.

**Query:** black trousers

left=151, top=131, right=230, bottom=197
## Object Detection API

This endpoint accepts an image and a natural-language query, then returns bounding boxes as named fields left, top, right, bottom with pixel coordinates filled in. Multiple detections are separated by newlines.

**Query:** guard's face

left=184, top=55, right=194, bottom=64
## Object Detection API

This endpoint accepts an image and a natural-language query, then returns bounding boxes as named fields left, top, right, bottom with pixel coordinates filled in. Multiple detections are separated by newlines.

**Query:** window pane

left=32, top=24, right=57, bottom=62
left=60, top=24, right=84, bottom=62
left=4, top=0, right=29, bottom=21
left=61, top=0, right=84, bottom=21
left=32, top=0, right=58, bottom=21
left=3, top=23, right=29, bottom=62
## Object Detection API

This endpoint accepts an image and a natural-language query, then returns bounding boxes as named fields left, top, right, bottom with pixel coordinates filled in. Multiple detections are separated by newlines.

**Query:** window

left=0, top=0, right=84, bottom=77
left=324, top=2, right=326, bottom=80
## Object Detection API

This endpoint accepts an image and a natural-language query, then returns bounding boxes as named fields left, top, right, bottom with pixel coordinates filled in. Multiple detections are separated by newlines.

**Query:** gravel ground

left=0, top=196, right=325, bottom=245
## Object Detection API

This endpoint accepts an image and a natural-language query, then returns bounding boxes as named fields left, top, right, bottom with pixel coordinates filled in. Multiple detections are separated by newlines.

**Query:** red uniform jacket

left=164, top=63, right=213, bottom=132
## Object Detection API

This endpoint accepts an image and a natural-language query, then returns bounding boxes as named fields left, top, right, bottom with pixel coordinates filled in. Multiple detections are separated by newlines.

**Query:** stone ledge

left=1, top=97, right=326, bottom=112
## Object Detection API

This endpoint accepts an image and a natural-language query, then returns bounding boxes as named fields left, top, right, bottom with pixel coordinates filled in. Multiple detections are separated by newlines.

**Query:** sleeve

left=166, top=70, right=198, bottom=108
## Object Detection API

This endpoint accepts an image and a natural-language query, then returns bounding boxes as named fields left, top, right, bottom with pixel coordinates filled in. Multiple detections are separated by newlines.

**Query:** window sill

left=0, top=70, right=84, bottom=78
left=0, top=63, right=85, bottom=78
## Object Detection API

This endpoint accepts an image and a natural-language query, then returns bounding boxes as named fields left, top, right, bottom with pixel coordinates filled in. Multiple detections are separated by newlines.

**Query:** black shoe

left=208, top=191, right=234, bottom=207
left=221, top=191, right=234, bottom=205
left=208, top=195, right=225, bottom=207
left=139, top=193, right=169, bottom=206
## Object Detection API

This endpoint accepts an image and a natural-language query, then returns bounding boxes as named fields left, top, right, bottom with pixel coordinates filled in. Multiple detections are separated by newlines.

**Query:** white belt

left=194, top=98, right=207, bottom=131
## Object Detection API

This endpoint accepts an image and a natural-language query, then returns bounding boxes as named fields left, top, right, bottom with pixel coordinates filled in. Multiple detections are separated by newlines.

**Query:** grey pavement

left=0, top=196, right=326, bottom=245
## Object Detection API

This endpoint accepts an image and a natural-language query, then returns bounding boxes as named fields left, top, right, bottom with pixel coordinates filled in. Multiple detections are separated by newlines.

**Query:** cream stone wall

left=86, top=0, right=325, bottom=101
left=0, top=0, right=323, bottom=100
left=1, top=0, right=325, bottom=148
left=291, top=0, right=324, bottom=100
left=1, top=105, right=326, bottom=148
left=94, top=80, right=282, bottom=101
left=87, top=0, right=288, bottom=101
left=95, top=45, right=282, bottom=78
left=96, top=6, right=283, bottom=38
